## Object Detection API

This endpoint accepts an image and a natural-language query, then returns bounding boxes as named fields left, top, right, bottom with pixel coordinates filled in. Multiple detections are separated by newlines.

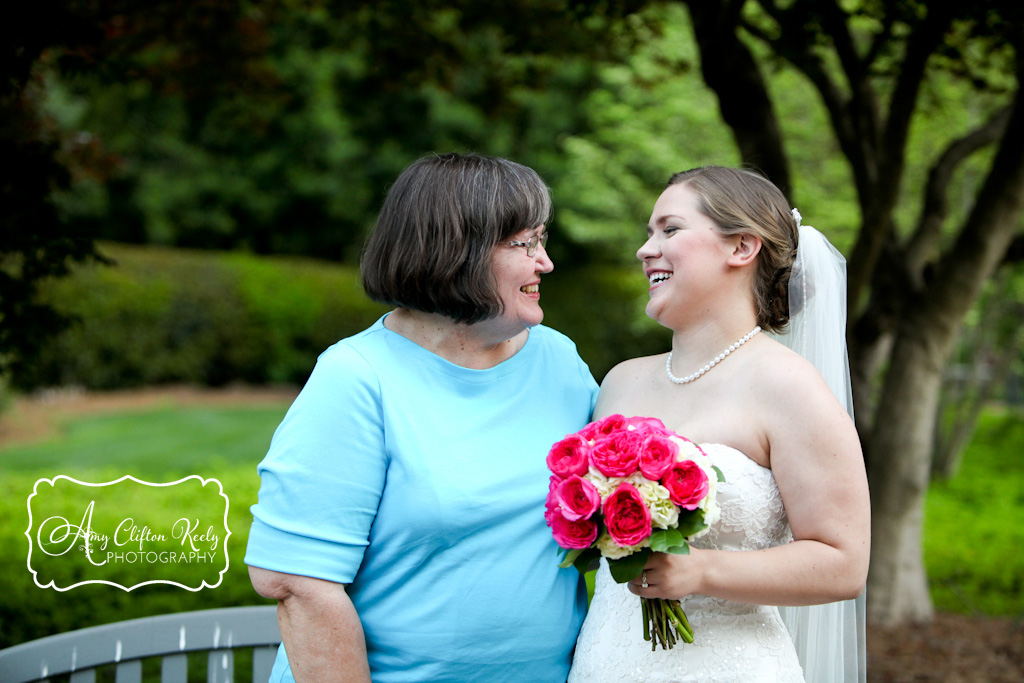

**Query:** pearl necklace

left=665, top=326, right=762, bottom=385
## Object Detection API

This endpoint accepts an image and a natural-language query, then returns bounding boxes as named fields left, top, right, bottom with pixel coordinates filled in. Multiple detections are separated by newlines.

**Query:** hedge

left=15, top=243, right=669, bottom=390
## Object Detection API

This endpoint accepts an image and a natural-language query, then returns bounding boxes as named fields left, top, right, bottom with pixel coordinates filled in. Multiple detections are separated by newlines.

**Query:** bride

left=568, top=166, right=870, bottom=682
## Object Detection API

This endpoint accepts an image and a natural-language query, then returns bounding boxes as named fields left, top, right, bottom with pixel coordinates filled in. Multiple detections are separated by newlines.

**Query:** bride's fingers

left=629, top=569, right=653, bottom=593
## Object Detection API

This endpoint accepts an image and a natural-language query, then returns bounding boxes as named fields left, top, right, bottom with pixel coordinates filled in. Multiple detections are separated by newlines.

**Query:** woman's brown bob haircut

left=361, top=152, right=552, bottom=324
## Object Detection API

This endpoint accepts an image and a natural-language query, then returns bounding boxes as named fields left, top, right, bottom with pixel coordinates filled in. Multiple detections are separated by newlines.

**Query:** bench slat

left=161, top=652, right=188, bottom=683
left=208, top=648, right=234, bottom=683
left=115, top=660, right=142, bottom=683
left=252, top=645, right=278, bottom=682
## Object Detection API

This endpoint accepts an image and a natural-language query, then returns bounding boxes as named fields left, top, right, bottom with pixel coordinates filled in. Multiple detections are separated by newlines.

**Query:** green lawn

left=924, top=408, right=1024, bottom=616
left=0, top=395, right=1021, bottom=649
left=0, top=403, right=289, bottom=476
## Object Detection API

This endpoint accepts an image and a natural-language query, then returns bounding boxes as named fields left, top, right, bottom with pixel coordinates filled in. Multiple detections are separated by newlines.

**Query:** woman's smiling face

left=637, top=183, right=733, bottom=327
left=489, top=225, right=553, bottom=334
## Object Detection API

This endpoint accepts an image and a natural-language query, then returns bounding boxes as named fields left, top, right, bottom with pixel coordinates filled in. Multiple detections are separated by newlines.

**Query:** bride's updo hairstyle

left=667, top=166, right=799, bottom=333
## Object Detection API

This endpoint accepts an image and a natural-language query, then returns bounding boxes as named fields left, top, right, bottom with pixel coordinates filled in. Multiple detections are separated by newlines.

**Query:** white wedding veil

left=769, top=213, right=867, bottom=683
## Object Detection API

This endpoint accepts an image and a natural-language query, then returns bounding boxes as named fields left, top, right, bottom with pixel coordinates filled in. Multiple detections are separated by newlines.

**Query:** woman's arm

left=249, top=566, right=371, bottom=683
left=634, top=354, right=870, bottom=606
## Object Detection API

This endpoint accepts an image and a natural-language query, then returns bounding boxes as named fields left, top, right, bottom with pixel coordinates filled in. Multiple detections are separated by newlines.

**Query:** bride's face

left=637, top=183, right=735, bottom=327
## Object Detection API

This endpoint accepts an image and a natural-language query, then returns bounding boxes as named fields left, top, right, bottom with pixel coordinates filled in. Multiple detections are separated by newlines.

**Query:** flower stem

left=642, top=597, right=651, bottom=642
left=665, top=600, right=694, bottom=644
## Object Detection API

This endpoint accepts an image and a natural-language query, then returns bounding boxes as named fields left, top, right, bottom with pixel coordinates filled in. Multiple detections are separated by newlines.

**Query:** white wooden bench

left=0, top=606, right=280, bottom=683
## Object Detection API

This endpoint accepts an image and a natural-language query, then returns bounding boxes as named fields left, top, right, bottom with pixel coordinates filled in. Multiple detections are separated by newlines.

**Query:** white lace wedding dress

left=568, top=443, right=805, bottom=683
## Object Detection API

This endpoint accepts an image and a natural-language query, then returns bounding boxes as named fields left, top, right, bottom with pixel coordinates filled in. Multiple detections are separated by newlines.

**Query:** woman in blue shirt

left=245, top=153, right=598, bottom=683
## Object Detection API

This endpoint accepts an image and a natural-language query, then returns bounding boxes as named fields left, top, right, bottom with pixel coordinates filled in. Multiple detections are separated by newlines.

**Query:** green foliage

left=555, top=5, right=740, bottom=259
left=608, top=547, right=651, bottom=583
left=42, top=1, right=626, bottom=261
left=13, top=243, right=389, bottom=390
left=924, top=408, right=1024, bottom=616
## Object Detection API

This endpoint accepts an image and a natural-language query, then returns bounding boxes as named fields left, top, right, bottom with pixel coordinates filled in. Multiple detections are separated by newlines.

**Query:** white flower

left=596, top=533, right=648, bottom=559
left=672, top=437, right=705, bottom=463
left=649, top=497, right=680, bottom=529
left=585, top=469, right=625, bottom=501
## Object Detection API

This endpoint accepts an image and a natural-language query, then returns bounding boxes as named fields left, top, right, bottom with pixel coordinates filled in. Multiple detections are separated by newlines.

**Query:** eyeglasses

left=506, top=232, right=549, bottom=257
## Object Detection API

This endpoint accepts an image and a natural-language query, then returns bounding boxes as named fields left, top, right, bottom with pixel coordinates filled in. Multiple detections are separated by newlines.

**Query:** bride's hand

left=627, top=549, right=707, bottom=600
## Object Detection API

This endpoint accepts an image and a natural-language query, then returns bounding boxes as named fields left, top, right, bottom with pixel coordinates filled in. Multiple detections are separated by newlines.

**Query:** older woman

left=245, top=153, right=598, bottom=683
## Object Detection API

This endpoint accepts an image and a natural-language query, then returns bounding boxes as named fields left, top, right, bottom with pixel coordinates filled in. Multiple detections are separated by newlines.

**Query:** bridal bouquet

left=544, top=414, right=723, bottom=650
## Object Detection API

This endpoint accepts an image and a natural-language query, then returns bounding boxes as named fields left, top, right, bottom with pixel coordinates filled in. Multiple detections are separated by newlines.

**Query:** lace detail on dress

left=568, top=444, right=804, bottom=683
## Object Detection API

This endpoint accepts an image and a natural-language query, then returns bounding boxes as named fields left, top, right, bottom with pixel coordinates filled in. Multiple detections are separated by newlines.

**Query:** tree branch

left=905, top=106, right=1013, bottom=278
left=845, top=4, right=955, bottom=313
left=683, top=0, right=792, bottom=195
left=1003, top=234, right=1024, bottom=263
left=923, top=68, right=1024, bottom=327
left=880, top=4, right=955, bottom=181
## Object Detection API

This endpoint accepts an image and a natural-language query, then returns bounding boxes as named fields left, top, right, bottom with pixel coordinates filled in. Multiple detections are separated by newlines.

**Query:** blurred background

left=1, top=1, right=1022, bottom=680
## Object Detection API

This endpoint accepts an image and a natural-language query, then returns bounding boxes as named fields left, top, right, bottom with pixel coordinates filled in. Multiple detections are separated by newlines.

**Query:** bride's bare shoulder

left=600, top=353, right=666, bottom=388
left=751, top=339, right=840, bottom=412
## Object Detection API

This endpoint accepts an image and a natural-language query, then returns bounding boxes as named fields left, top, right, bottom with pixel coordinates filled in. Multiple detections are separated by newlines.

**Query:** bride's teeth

left=521, top=284, right=539, bottom=294
left=649, top=272, right=672, bottom=285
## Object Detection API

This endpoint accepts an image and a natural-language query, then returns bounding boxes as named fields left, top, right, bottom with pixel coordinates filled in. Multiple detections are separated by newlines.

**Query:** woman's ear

left=727, top=233, right=762, bottom=267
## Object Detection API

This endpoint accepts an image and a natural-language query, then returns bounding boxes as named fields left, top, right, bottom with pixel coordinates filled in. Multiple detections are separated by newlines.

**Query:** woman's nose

left=534, top=243, right=554, bottom=273
left=636, top=235, right=658, bottom=262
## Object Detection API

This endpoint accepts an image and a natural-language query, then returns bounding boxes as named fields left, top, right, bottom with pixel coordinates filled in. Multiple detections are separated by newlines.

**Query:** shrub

left=15, top=244, right=389, bottom=390
left=15, top=243, right=669, bottom=390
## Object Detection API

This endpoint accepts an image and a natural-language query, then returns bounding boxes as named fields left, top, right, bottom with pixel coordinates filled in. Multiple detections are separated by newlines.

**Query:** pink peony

left=549, top=510, right=599, bottom=549
left=662, top=460, right=710, bottom=510
left=589, top=430, right=644, bottom=477
left=639, top=435, right=678, bottom=480
left=603, top=483, right=652, bottom=546
left=626, top=416, right=670, bottom=436
left=579, top=414, right=628, bottom=441
left=555, top=475, right=601, bottom=521
left=546, top=434, right=590, bottom=478
left=544, top=475, right=564, bottom=525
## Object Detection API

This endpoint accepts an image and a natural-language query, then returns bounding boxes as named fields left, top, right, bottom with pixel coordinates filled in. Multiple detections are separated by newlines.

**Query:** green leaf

left=650, top=527, right=684, bottom=552
left=652, top=527, right=691, bottom=554
left=608, top=548, right=651, bottom=583
left=713, top=465, right=726, bottom=483
left=558, top=547, right=585, bottom=568
left=674, top=509, right=707, bottom=538
left=573, top=548, right=601, bottom=574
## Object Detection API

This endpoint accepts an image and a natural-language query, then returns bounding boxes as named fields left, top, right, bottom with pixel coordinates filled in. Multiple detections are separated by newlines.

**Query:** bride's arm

left=634, top=353, right=870, bottom=606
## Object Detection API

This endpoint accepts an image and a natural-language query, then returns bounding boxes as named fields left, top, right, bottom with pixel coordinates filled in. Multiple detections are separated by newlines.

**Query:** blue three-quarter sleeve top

left=245, top=315, right=599, bottom=683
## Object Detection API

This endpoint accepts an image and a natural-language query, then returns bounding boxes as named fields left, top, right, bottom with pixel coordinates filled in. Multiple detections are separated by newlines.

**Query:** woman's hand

left=627, top=549, right=708, bottom=601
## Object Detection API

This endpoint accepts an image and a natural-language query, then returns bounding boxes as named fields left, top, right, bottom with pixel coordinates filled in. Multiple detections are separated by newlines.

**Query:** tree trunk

left=865, top=316, right=949, bottom=625
left=683, top=0, right=792, bottom=196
